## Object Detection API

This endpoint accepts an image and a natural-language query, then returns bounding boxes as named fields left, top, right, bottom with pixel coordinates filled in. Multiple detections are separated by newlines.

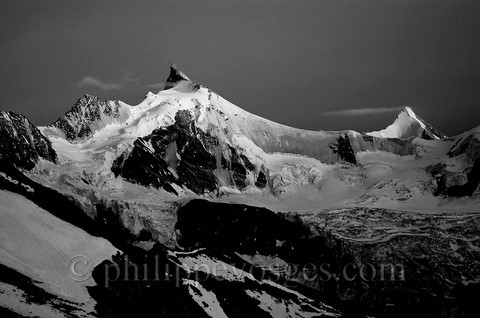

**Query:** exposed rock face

left=175, top=200, right=480, bottom=318
left=51, top=94, right=130, bottom=142
left=427, top=126, right=480, bottom=197
left=349, top=133, right=415, bottom=156
left=448, top=128, right=480, bottom=159
left=429, top=159, right=480, bottom=197
left=445, top=158, right=480, bottom=196
left=323, top=131, right=418, bottom=165
left=421, top=119, right=447, bottom=140
left=112, top=110, right=260, bottom=195
left=329, top=133, right=357, bottom=164
left=164, top=63, right=193, bottom=90
left=89, top=241, right=340, bottom=318
left=410, top=108, right=447, bottom=140
left=0, top=111, right=57, bottom=169
left=255, top=170, right=268, bottom=188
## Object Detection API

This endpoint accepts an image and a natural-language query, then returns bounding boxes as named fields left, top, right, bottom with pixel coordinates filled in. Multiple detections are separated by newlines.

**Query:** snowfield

left=0, top=190, right=118, bottom=315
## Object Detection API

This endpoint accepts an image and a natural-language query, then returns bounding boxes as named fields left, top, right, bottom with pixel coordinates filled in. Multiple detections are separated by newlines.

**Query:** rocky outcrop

left=448, top=127, right=480, bottom=159
left=112, top=110, right=260, bottom=195
left=323, top=132, right=417, bottom=165
left=164, top=63, right=193, bottom=90
left=350, top=133, right=416, bottom=156
left=51, top=94, right=130, bottom=142
left=421, top=119, right=447, bottom=140
left=428, top=159, right=480, bottom=197
left=427, top=126, right=480, bottom=197
left=0, top=111, right=57, bottom=169
left=329, top=133, right=357, bottom=164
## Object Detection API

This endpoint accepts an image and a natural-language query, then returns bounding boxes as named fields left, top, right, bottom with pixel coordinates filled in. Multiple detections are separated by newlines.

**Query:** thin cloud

left=122, top=71, right=140, bottom=85
left=323, top=106, right=404, bottom=116
left=145, top=82, right=165, bottom=91
left=76, top=76, right=123, bottom=91
left=76, top=71, right=163, bottom=92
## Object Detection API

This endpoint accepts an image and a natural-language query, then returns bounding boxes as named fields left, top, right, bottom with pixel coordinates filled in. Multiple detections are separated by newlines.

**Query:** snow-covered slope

left=0, top=190, right=118, bottom=316
left=41, top=64, right=354, bottom=167
left=368, top=106, right=446, bottom=140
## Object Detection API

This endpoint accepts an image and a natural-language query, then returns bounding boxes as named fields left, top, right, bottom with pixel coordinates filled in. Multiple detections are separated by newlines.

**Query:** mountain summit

left=368, top=106, right=446, bottom=140
left=9, top=63, right=478, bottom=203
left=164, top=63, right=193, bottom=89
left=49, top=94, right=130, bottom=142
left=36, top=64, right=473, bottom=202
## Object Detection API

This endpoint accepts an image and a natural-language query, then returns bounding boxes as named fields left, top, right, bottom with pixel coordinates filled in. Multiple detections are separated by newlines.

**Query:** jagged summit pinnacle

left=164, top=63, right=192, bottom=90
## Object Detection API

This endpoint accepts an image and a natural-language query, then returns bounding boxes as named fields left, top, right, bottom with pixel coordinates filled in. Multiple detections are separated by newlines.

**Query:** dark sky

left=1, top=0, right=479, bottom=136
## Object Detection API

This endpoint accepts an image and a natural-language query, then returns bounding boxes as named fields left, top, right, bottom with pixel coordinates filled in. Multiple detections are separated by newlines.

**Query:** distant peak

left=368, top=106, right=447, bottom=140
left=164, top=63, right=192, bottom=90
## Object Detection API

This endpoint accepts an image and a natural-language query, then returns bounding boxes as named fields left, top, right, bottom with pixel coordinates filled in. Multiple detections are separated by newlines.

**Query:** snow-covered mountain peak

left=164, top=63, right=193, bottom=90
left=46, top=94, right=131, bottom=143
left=391, top=106, right=423, bottom=128
left=368, top=106, right=446, bottom=140
left=402, top=106, right=416, bottom=117
left=3, top=62, right=478, bottom=217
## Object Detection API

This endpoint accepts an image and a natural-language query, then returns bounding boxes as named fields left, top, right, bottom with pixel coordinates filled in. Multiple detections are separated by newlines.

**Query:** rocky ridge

left=51, top=94, right=130, bottom=142
left=0, top=111, right=57, bottom=169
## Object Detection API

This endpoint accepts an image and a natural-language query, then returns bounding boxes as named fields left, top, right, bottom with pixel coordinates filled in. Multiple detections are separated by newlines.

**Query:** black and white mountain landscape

left=3, top=0, right=480, bottom=316
left=1, top=63, right=479, bottom=317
